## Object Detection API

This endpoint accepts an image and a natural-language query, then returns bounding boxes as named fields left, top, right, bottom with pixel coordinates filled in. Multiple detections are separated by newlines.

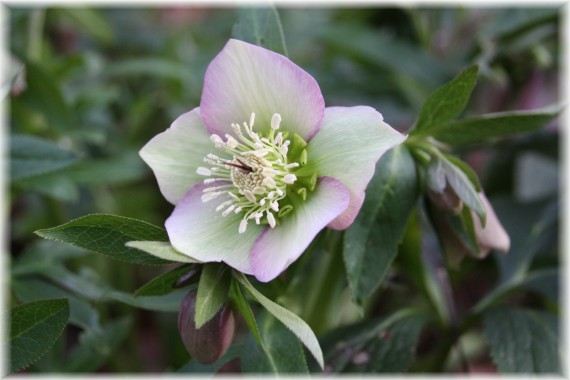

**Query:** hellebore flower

left=140, top=39, right=405, bottom=282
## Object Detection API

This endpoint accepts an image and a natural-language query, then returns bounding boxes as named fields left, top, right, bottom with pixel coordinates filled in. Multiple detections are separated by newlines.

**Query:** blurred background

left=8, top=7, right=560, bottom=373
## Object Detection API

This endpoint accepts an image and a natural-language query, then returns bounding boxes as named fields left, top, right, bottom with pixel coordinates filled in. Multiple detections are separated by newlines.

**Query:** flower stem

left=27, top=9, right=46, bottom=61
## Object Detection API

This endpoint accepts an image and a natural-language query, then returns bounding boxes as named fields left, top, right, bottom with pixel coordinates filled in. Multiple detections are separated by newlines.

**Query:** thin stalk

left=27, top=9, right=46, bottom=61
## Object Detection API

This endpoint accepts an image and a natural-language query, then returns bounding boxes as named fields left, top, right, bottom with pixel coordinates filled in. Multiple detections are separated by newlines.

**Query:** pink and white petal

left=140, top=108, right=213, bottom=205
left=474, top=192, right=511, bottom=255
left=201, top=39, right=324, bottom=141
left=251, top=177, right=350, bottom=282
left=166, top=183, right=264, bottom=273
left=304, top=106, right=406, bottom=230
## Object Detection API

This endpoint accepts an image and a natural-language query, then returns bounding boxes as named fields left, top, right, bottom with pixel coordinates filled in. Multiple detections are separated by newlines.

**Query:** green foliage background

left=8, top=6, right=560, bottom=374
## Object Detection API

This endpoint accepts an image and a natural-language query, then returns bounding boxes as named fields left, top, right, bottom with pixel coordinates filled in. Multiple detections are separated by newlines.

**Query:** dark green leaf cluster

left=9, top=5, right=560, bottom=376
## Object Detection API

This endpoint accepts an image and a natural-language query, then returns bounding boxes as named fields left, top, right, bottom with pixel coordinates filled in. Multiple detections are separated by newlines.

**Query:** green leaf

left=35, top=214, right=171, bottom=265
left=321, top=309, right=428, bottom=373
left=64, top=151, right=147, bottom=185
left=520, top=269, right=558, bottom=303
left=343, top=146, right=418, bottom=304
left=232, top=6, right=288, bottom=56
left=15, top=173, right=79, bottom=202
left=104, top=58, right=188, bottom=80
left=63, top=317, right=132, bottom=372
left=438, top=155, right=486, bottom=224
left=134, top=265, right=194, bottom=297
left=11, top=278, right=102, bottom=337
left=125, top=241, right=201, bottom=264
left=444, top=154, right=482, bottom=192
left=57, top=8, right=114, bottom=44
left=234, top=272, right=324, bottom=369
left=229, top=279, right=264, bottom=349
left=242, top=312, right=309, bottom=373
left=107, top=288, right=189, bottom=312
left=319, top=24, right=453, bottom=88
left=397, top=212, right=451, bottom=325
left=14, top=61, right=72, bottom=130
left=493, top=198, right=557, bottom=285
left=10, top=135, right=79, bottom=182
left=412, top=65, right=479, bottom=134
left=195, top=264, right=231, bottom=329
left=432, top=106, right=560, bottom=146
left=483, top=307, right=560, bottom=373
left=9, top=299, right=70, bottom=373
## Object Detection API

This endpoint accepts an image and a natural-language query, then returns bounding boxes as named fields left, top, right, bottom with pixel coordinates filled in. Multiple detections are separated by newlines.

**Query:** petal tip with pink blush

left=200, top=39, right=324, bottom=142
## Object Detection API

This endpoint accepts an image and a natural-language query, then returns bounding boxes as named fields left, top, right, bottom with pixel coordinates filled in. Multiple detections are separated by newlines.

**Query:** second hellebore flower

left=140, top=39, right=405, bottom=282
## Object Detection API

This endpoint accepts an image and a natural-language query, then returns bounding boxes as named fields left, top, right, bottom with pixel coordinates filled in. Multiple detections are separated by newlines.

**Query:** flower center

left=197, top=112, right=307, bottom=233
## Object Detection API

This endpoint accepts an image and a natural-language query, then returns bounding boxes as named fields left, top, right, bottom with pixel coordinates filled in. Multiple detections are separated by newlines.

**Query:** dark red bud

left=178, top=290, right=235, bottom=364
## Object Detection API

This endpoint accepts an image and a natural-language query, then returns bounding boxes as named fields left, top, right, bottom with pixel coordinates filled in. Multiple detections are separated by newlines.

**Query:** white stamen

left=267, top=191, right=275, bottom=199
left=254, top=212, right=262, bottom=224
left=279, top=145, right=288, bottom=155
left=262, top=176, right=276, bottom=188
left=283, top=174, right=297, bottom=184
left=276, top=188, right=284, bottom=197
left=252, top=149, right=268, bottom=157
left=225, top=135, right=239, bottom=149
left=267, top=212, right=276, bottom=228
left=271, top=113, right=282, bottom=130
left=239, top=219, right=248, bottom=234
left=201, top=192, right=223, bottom=203
left=216, top=201, right=233, bottom=211
left=252, top=186, right=266, bottom=195
left=249, top=113, right=255, bottom=128
left=222, top=205, right=235, bottom=217
left=275, top=132, right=283, bottom=145
left=285, top=162, right=299, bottom=169
left=197, top=167, right=212, bottom=176
left=270, top=201, right=279, bottom=212
left=262, top=168, right=277, bottom=177
left=228, top=192, right=240, bottom=200
left=210, top=134, right=224, bottom=148
left=244, top=190, right=256, bottom=203
left=204, top=179, right=217, bottom=184
left=234, top=207, right=242, bottom=213
left=260, top=199, right=266, bottom=206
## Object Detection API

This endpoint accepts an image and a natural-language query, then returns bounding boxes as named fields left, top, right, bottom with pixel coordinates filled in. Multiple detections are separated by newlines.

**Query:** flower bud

left=472, top=192, right=510, bottom=257
left=178, top=290, right=235, bottom=364
left=428, top=192, right=510, bottom=267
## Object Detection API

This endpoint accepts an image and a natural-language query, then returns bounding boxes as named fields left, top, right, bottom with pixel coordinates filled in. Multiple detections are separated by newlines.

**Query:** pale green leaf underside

left=234, top=272, right=324, bottom=369
left=195, top=264, right=231, bottom=329
left=242, top=312, right=309, bottom=373
left=125, top=241, right=201, bottom=264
